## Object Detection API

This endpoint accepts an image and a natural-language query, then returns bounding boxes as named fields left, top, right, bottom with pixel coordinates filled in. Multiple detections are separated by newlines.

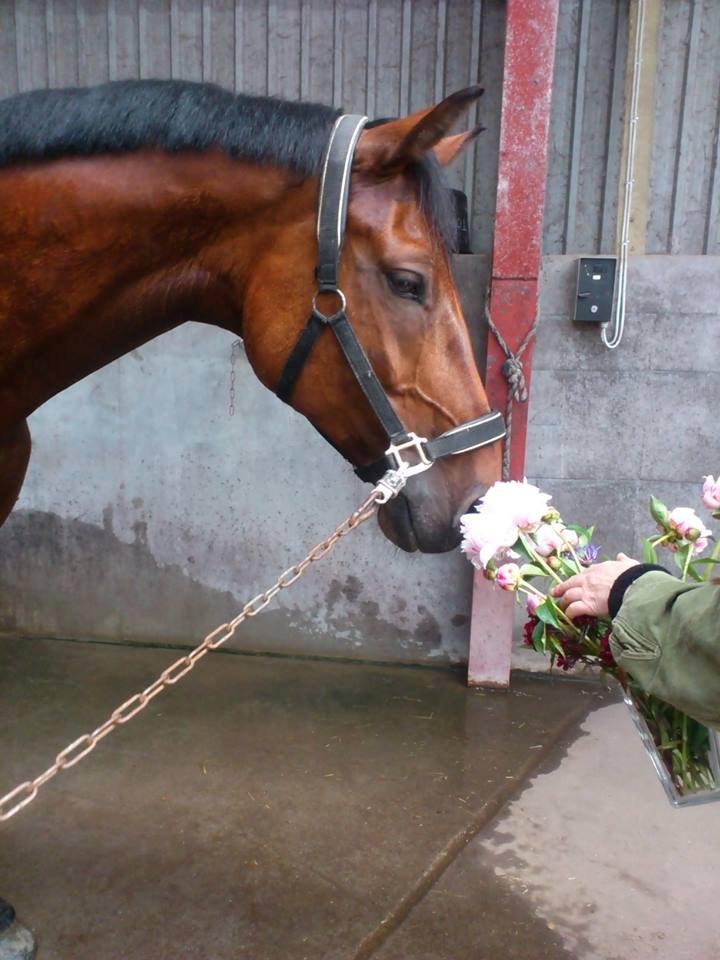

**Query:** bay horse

left=0, top=80, right=503, bottom=950
left=0, top=79, right=501, bottom=557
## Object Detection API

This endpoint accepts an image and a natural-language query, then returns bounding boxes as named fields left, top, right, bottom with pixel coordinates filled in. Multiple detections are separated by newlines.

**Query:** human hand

left=550, top=554, right=639, bottom=619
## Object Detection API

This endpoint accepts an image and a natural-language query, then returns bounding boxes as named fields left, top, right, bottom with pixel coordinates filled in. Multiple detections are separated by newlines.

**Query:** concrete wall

left=0, top=328, right=472, bottom=662
left=527, top=255, right=720, bottom=560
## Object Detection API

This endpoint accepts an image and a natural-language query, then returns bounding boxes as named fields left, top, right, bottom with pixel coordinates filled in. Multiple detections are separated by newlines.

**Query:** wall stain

left=132, top=520, right=148, bottom=546
left=416, top=605, right=442, bottom=649
left=325, top=579, right=343, bottom=610
left=341, top=575, right=363, bottom=602
left=0, top=510, right=453, bottom=663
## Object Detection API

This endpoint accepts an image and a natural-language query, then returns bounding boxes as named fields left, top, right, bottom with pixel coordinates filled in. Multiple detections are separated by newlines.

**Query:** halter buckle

left=373, top=469, right=408, bottom=504
left=385, top=433, right=432, bottom=478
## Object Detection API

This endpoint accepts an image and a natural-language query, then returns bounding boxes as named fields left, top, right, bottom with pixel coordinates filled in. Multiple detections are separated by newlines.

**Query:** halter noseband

left=275, top=113, right=506, bottom=493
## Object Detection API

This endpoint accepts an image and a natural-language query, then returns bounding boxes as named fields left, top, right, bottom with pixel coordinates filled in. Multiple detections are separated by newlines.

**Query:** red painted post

left=468, top=0, right=559, bottom=688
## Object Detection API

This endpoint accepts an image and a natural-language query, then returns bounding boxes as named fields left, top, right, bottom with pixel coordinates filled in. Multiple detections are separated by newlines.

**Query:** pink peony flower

left=692, top=537, right=709, bottom=557
left=477, top=481, right=552, bottom=534
left=561, top=527, right=580, bottom=548
left=495, top=563, right=521, bottom=591
left=702, top=476, right=720, bottom=511
left=526, top=593, right=542, bottom=616
left=533, top=523, right=565, bottom=557
left=460, top=511, right=519, bottom=570
left=668, top=507, right=711, bottom=542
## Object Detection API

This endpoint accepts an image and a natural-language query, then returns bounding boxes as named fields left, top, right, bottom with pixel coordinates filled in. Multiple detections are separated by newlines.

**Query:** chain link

left=0, top=486, right=385, bottom=822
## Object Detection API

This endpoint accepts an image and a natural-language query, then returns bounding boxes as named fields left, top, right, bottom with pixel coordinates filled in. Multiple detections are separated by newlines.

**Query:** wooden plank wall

left=2, top=0, right=719, bottom=256
left=544, top=0, right=629, bottom=255
left=647, top=0, right=720, bottom=254
left=545, top=0, right=720, bottom=256
left=0, top=0, right=505, bottom=254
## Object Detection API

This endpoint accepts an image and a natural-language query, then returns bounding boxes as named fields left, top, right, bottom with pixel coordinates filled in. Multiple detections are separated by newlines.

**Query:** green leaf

left=649, top=496, right=669, bottom=528
left=642, top=539, right=658, bottom=564
left=546, top=632, right=565, bottom=656
left=511, top=539, right=535, bottom=564
left=519, top=563, right=547, bottom=579
left=535, top=599, right=562, bottom=630
left=531, top=619, right=546, bottom=654
left=555, top=556, right=581, bottom=577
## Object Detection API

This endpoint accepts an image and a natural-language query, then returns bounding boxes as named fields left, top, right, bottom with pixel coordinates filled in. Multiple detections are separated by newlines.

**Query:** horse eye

left=386, top=270, right=426, bottom=304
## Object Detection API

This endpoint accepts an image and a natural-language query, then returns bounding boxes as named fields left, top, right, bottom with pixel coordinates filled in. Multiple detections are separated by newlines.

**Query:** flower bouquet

left=460, top=476, right=720, bottom=806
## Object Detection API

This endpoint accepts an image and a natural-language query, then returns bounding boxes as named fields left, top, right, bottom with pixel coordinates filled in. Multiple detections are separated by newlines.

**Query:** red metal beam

left=468, top=0, right=559, bottom=688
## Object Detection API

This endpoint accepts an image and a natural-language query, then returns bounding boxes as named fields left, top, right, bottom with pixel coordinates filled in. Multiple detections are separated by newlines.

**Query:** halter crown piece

left=275, top=114, right=506, bottom=496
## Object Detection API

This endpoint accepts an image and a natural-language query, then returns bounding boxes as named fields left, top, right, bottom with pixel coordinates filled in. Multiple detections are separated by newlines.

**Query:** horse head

left=238, top=88, right=501, bottom=553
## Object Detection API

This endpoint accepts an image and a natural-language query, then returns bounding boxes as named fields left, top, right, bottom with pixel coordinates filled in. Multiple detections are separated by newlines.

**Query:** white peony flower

left=460, top=510, right=520, bottom=570
left=477, top=480, right=552, bottom=534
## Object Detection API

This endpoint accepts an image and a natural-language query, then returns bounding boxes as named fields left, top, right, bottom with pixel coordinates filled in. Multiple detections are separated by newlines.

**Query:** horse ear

left=433, top=125, right=486, bottom=167
left=354, top=86, right=484, bottom=175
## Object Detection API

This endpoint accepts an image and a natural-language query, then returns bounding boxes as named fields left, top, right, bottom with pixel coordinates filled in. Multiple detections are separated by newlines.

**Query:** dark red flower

left=598, top=629, right=616, bottom=669
left=522, top=615, right=539, bottom=648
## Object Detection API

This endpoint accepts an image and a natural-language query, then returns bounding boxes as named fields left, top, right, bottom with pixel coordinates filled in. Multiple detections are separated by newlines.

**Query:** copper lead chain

left=0, top=488, right=383, bottom=822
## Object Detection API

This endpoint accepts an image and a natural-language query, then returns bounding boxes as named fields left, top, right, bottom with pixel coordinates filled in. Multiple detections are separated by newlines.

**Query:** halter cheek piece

left=275, top=114, right=506, bottom=495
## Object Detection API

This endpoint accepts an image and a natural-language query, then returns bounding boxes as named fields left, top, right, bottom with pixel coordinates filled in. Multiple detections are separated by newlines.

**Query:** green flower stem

left=519, top=532, right=564, bottom=584
left=652, top=532, right=673, bottom=549
left=517, top=582, right=582, bottom=638
left=553, top=603, right=583, bottom=638
left=518, top=582, right=546, bottom=599
left=681, top=545, right=693, bottom=582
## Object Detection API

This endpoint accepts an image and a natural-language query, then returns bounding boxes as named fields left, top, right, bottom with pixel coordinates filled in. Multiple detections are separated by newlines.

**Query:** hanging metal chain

left=228, top=339, right=243, bottom=417
left=0, top=480, right=400, bottom=823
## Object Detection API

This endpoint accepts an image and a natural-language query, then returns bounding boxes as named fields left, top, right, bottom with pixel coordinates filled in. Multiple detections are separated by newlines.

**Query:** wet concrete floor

left=0, top=637, right=717, bottom=959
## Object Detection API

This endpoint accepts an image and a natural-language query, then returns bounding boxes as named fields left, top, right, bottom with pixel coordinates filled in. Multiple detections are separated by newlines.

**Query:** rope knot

left=485, top=297, right=538, bottom=480
left=501, top=356, right=528, bottom=403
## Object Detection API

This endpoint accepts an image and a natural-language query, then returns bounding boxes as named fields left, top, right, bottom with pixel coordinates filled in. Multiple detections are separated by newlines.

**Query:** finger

left=564, top=600, right=592, bottom=620
left=616, top=552, right=630, bottom=561
left=551, top=575, right=583, bottom=598
left=556, top=587, right=583, bottom=610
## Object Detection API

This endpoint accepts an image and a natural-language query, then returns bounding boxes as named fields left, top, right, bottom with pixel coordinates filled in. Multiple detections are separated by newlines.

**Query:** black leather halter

left=275, top=113, right=506, bottom=489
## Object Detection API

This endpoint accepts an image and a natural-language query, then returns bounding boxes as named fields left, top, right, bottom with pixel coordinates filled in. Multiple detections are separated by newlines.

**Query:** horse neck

left=0, top=151, right=309, bottom=423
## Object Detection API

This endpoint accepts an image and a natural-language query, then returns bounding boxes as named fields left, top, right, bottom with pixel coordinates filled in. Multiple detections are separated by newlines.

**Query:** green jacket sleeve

left=609, top=571, right=720, bottom=729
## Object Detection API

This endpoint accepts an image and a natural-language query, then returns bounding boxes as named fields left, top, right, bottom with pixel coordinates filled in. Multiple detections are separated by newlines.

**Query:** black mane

left=0, top=79, right=456, bottom=249
left=0, top=79, right=339, bottom=176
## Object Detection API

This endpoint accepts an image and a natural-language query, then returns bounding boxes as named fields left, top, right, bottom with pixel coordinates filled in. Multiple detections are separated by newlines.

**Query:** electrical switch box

left=574, top=257, right=617, bottom=323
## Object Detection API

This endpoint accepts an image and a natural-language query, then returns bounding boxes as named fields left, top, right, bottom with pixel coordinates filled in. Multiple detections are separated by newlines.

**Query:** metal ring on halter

left=312, top=288, right=347, bottom=318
